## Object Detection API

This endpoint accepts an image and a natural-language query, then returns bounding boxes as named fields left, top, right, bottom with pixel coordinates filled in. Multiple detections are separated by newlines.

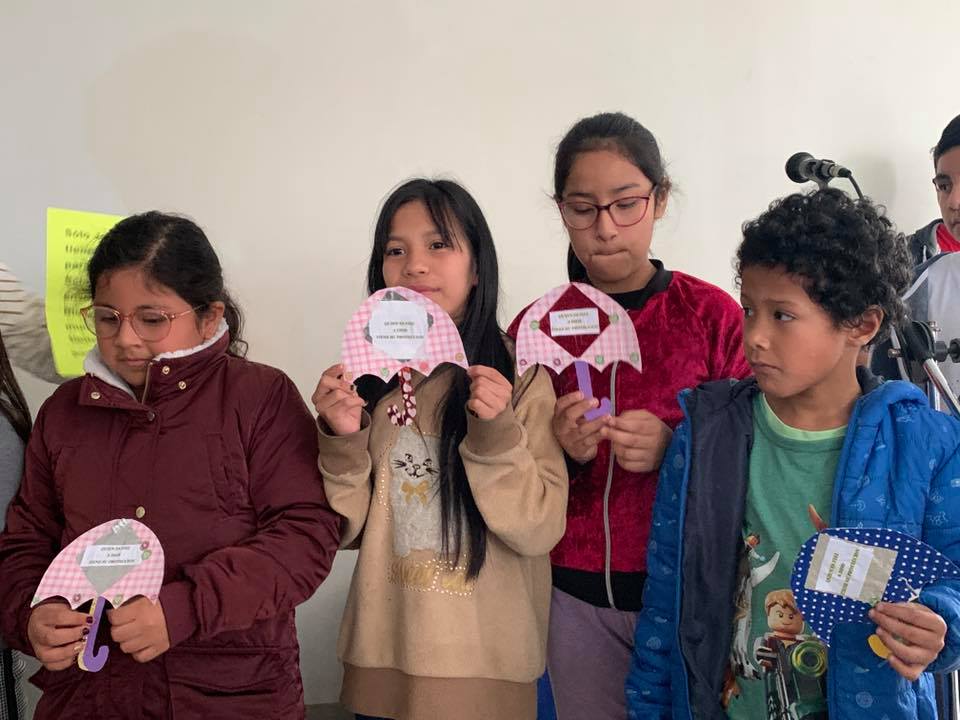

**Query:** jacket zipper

left=826, top=398, right=863, bottom=720
left=139, top=362, right=155, bottom=405
left=674, top=392, right=695, bottom=720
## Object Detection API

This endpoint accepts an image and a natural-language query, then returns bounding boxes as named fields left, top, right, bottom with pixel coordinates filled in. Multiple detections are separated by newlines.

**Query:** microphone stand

left=888, top=320, right=960, bottom=418
left=811, top=169, right=864, bottom=200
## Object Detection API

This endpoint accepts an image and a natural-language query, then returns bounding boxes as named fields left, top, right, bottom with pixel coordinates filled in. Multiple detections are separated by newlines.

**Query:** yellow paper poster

left=46, top=208, right=125, bottom=377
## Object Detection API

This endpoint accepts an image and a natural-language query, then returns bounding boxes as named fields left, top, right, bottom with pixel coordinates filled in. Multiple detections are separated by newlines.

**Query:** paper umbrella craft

left=341, top=287, right=468, bottom=426
left=791, top=527, right=960, bottom=657
left=515, top=282, right=641, bottom=420
left=32, top=518, right=164, bottom=672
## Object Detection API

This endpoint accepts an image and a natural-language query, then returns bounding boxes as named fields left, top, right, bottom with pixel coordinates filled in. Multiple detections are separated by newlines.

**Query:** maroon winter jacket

left=508, top=264, right=750, bottom=611
left=0, top=332, right=340, bottom=719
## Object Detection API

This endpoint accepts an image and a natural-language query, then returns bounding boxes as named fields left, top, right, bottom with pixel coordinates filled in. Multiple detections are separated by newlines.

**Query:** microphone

left=785, top=152, right=852, bottom=184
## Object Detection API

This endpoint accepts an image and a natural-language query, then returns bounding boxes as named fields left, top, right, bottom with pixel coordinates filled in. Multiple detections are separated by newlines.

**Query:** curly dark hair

left=736, top=188, right=911, bottom=344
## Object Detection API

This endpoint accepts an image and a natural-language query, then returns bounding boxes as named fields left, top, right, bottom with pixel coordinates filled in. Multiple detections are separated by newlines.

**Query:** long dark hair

left=554, top=112, right=672, bottom=282
left=88, top=212, right=246, bottom=357
left=360, top=178, right=514, bottom=578
left=0, top=330, right=31, bottom=443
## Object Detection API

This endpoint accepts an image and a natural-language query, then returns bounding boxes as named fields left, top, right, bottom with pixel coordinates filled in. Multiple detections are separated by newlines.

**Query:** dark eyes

left=741, top=307, right=795, bottom=322
left=385, top=240, right=452, bottom=256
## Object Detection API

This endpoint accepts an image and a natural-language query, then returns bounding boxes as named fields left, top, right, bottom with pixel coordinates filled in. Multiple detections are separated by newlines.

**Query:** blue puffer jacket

left=626, top=372, right=960, bottom=720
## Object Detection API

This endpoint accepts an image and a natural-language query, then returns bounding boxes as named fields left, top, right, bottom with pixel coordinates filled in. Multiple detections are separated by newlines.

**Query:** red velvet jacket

left=0, top=331, right=340, bottom=719
left=508, top=264, right=749, bottom=610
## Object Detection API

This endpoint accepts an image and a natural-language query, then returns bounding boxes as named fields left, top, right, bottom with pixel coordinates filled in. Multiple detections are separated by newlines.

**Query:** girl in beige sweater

left=313, top=179, right=568, bottom=720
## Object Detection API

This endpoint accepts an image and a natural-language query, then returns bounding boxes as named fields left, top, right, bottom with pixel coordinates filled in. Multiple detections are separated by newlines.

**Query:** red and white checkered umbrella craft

left=515, top=283, right=641, bottom=419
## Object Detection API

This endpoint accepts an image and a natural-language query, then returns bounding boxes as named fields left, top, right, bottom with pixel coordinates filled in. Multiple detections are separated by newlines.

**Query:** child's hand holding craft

left=869, top=602, right=947, bottom=680
left=466, top=366, right=513, bottom=420
left=27, top=602, right=88, bottom=671
left=108, top=596, right=171, bottom=664
left=313, top=363, right=365, bottom=435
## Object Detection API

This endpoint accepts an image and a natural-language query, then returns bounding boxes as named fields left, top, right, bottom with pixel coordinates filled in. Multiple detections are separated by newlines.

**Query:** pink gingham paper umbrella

left=516, top=282, right=641, bottom=420
left=341, top=287, right=468, bottom=425
left=32, top=518, right=164, bottom=672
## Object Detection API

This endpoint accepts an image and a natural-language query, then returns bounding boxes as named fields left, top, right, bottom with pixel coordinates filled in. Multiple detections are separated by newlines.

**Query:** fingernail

left=85, top=616, right=93, bottom=624
left=349, top=384, right=356, bottom=393
left=81, top=627, right=90, bottom=637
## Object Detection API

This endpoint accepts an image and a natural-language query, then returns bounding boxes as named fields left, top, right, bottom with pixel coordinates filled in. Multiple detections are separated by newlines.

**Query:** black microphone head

left=785, top=152, right=814, bottom=183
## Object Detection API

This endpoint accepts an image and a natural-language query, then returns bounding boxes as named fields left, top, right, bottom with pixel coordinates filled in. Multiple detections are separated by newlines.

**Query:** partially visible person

left=0, top=263, right=62, bottom=384
left=907, top=114, right=960, bottom=264
left=873, top=114, right=960, bottom=398
left=0, top=326, right=31, bottom=720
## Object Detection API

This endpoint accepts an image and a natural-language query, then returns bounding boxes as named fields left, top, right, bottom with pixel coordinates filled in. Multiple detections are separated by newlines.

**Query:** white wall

left=3, top=0, right=957, bottom=704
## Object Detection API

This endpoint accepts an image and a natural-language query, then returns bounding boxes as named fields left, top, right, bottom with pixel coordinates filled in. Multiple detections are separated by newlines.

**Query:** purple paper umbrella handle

left=78, top=596, right=109, bottom=672
left=575, top=360, right=612, bottom=421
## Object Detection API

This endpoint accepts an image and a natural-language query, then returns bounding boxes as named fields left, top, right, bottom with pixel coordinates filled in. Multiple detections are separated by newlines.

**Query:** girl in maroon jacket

left=0, top=212, right=340, bottom=720
left=509, top=112, right=751, bottom=719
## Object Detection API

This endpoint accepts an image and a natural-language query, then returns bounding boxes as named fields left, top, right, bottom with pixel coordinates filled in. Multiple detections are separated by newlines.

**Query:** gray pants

left=546, top=589, right=638, bottom=720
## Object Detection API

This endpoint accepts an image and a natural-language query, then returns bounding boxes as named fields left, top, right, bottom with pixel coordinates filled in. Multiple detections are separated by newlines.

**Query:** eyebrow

left=739, top=294, right=801, bottom=308
left=94, top=303, right=171, bottom=312
left=564, top=183, right=649, bottom=199
left=386, top=230, right=443, bottom=242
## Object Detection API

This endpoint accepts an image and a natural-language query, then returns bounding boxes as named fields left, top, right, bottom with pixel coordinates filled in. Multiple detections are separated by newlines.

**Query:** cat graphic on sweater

left=387, top=426, right=473, bottom=595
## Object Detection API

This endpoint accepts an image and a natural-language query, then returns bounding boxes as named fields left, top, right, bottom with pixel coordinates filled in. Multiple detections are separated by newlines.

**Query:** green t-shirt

left=725, top=394, right=845, bottom=720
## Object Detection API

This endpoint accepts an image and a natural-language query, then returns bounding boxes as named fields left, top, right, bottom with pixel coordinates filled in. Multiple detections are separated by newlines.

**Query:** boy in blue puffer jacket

left=626, top=187, right=960, bottom=720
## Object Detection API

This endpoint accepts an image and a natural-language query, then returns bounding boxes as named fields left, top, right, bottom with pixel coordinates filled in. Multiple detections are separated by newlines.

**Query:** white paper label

left=368, top=301, right=429, bottom=359
left=80, top=544, right=143, bottom=568
left=549, top=308, right=601, bottom=337
left=812, top=536, right=874, bottom=599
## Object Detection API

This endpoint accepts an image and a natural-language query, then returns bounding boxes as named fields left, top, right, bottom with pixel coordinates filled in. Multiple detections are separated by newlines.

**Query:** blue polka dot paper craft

left=790, top=527, right=960, bottom=647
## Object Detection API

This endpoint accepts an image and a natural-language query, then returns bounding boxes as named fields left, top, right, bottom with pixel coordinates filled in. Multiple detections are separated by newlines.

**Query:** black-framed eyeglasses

left=558, top=188, right=657, bottom=231
left=80, top=305, right=200, bottom=341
